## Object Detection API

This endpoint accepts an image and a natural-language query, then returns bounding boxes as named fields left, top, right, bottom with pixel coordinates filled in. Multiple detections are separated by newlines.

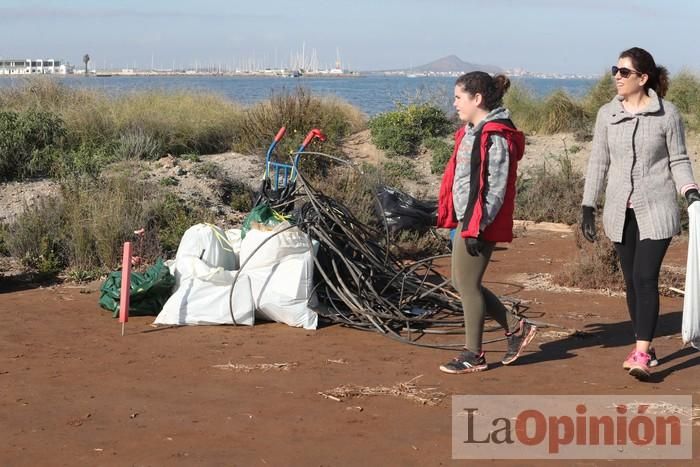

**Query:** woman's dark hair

left=455, top=71, right=511, bottom=110
left=619, top=47, right=669, bottom=98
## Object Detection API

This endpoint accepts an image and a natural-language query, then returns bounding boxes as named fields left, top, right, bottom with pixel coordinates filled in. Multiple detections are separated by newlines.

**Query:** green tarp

left=98, top=258, right=175, bottom=317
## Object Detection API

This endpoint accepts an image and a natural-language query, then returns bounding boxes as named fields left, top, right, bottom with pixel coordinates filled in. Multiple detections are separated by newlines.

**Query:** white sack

left=154, top=256, right=254, bottom=326
left=240, top=223, right=318, bottom=330
left=176, top=223, right=237, bottom=270
left=682, top=202, right=700, bottom=349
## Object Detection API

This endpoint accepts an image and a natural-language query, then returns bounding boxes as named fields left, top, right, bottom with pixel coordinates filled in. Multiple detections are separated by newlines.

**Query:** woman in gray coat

left=581, top=47, right=699, bottom=380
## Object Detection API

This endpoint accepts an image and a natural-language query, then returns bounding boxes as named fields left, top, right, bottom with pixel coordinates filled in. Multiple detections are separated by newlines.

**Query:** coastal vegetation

left=1, top=72, right=699, bottom=283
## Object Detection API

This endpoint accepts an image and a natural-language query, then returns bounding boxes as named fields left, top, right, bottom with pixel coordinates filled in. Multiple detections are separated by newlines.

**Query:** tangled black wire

left=234, top=151, right=530, bottom=349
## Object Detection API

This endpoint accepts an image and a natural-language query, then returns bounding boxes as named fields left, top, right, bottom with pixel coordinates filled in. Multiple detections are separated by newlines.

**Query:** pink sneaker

left=627, top=351, right=651, bottom=380
left=623, top=348, right=658, bottom=370
left=622, top=348, right=636, bottom=370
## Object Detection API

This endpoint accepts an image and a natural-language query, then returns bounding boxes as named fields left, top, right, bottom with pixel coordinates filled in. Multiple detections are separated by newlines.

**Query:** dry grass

left=552, top=223, right=627, bottom=292
left=519, top=272, right=622, bottom=295
left=391, top=230, right=449, bottom=259
left=0, top=77, right=244, bottom=173
left=515, top=152, right=585, bottom=225
left=111, top=91, right=243, bottom=155
left=212, top=362, right=298, bottom=372
left=234, top=87, right=366, bottom=158
left=306, top=164, right=382, bottom=227
left=7, top=164, right=214, bottom=274
left=319, top=376, right=446, bottom=406
left=551, top=217, right=686, bottom=295
left=507, top=71, right=700, bottom=138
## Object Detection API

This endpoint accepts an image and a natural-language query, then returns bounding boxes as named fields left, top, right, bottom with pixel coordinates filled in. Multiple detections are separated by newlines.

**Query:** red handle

left=274, top=126, right=287, bottom=143
left=302, top=128, right=327, bottom=147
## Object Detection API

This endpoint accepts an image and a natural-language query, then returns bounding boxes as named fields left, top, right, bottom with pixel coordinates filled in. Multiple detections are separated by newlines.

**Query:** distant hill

left=409, top=55, right=502, bottom=74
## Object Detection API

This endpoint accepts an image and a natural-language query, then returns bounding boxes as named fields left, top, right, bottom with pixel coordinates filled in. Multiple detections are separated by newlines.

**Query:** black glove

left=581, top=206, right=597, bottom=243
left=466, top=236, right=484, bottom=257
left=686, top=188, right=700, bottom=206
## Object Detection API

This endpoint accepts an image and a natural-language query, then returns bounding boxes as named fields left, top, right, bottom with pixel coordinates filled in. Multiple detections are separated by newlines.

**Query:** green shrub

left=515, top=153, right=584, bottom=224
left=368, top=103, right=451, bottom=157
left=507, top=79, right=604, bottom=139
left=537, top=91, right=589, bottom=135
left=503, top=84, right=541, bottom=134
left=381, top=159, right=420, bottom=183
left=667, top=71, right=700, bottom=114
left=181, top=154, right=201, bottom=163
left=0, top=77, right=115, bottom=149
left=114, top=128, right=164, bottom=160
left=0, top=109, right=66, bottom=180
left=56, top=142, right=118, bottom=178
left=221, top=179, right=253, bottom=212
left=6, top=197, right=68, bottom=275
left=583, top=73, right=616, bottom=118
left=194, top=162, right=220, bottom=179
left=667, top=71, right=700, bottom=131
left=59, top=171, right=161, bottom=269
left=150, top=193, right=215, bottom=256
left=159, top=176, right=179, bottom=187
left=424, top=136, right=453, bottom=174
left=66, top=268, right=102, bottom=283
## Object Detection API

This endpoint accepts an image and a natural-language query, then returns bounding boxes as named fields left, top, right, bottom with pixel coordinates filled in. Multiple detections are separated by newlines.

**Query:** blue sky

left=0, top=0, right=698, bottom=73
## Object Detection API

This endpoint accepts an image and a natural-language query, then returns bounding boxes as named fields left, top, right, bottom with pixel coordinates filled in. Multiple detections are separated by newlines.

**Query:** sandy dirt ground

left=2, top=227, right=698, bottom=466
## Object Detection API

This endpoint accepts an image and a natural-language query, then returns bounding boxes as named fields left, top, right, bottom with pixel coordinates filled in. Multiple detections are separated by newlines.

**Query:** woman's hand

left=466, top=236, right=484, bottom=257
left=581, top=206, right=597, bottom=242
left=685, top=189, right=700, bottom=206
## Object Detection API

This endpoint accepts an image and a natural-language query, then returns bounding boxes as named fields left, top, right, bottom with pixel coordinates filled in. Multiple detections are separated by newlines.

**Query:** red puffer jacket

left=436, top=119, right=525, bottom=243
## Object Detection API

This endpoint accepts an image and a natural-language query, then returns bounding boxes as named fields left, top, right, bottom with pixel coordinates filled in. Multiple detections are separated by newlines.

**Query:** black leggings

left=613, top=209, right=671, bottom=342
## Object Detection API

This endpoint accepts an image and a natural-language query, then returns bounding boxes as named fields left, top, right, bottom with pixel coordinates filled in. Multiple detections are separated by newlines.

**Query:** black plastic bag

left=376, top=186, right=437, bottom=234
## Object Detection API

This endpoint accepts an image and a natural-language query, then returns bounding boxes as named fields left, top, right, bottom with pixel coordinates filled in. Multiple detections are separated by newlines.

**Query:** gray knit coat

left=582, top=89, right=696, bottom=242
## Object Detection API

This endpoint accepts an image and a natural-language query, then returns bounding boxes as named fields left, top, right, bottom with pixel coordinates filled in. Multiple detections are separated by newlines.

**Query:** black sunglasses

left=611, top=66, right=643, bottom=78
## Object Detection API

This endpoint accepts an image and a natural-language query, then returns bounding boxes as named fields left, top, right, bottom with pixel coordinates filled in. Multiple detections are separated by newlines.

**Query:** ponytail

left=493, top=74, right=511, bottom=101
left=654, top=65, right=669, bottom=98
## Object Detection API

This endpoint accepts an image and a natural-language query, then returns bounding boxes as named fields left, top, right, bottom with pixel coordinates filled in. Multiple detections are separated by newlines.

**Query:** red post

left=119, top=242, right=132, bottom=335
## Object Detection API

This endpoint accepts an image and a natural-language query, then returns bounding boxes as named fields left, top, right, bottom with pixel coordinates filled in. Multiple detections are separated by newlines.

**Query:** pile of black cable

left=285, top=159, right=524, bottom=349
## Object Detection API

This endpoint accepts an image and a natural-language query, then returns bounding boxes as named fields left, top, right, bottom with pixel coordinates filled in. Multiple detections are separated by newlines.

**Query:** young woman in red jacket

left=437, top=71, right=537, bottom=374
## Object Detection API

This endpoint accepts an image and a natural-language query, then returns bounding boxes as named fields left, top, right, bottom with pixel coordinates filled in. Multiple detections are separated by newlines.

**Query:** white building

left=0, top=58, right=74, bottom=75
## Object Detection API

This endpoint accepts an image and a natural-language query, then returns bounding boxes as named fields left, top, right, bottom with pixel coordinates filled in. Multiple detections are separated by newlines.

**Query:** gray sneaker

left=440, top=350, right=488, bottom=374
left=502, top=319, right=538, bottom=365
